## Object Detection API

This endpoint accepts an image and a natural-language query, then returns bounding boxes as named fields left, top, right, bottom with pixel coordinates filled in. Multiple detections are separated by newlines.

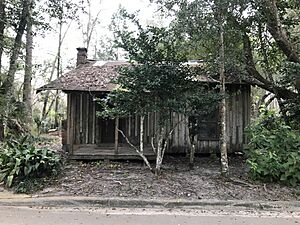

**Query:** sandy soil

left=36, top=155, right=300, bottom=201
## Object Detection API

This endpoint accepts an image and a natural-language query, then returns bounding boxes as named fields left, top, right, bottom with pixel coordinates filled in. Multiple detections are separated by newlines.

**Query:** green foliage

left=279, top=62, right=300, bottom=127
left=245, top=110, right=300, bottom=186
left=154, top=0, right=300, bottom=125
left=0, top=135, right=61, bottom=187
left=102, top=13, right=221, bottom=124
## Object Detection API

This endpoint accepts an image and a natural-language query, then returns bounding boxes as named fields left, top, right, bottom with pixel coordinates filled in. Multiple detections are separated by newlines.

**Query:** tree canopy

left=153, top=0, right=300, bottom=124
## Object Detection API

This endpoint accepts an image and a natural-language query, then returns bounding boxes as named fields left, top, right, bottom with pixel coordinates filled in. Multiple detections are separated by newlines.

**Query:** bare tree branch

left=117, top=127, right=153, bottom=171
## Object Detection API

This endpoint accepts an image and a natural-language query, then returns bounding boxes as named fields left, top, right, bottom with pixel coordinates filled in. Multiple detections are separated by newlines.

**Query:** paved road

left=0, top=206, right=299, bottom=225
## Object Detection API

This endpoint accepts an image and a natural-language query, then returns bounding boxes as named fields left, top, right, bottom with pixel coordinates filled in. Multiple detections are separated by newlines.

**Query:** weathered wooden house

left=37, top=48, right=251, bottom=160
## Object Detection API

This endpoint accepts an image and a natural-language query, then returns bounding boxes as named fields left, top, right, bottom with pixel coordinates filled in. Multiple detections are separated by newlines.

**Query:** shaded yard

left=37, top=154, right=300, bottom=201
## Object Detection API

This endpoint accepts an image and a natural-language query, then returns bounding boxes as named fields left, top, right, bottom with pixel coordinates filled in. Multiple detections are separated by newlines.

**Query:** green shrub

left=245, top=110, right=300, bottom=186
left=0, top=135, right=61, bottom=187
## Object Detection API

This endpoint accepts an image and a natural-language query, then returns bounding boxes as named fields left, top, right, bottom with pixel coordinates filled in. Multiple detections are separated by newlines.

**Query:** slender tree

left=23, top=0, right=34, bottom=126
left=216, top=1, right=229, bottom=176
left=0, top=0, right=6, bottom=140
left=2, top=0, right=28, bottom=97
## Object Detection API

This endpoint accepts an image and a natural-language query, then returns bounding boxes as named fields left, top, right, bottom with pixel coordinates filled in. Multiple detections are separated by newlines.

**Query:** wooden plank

left=81, top=93, right=86, bottom=144
left=71, top=94, right=76, bottom=153
left=92, top=99, right=96, bottom=144
left=232, top=91, right=237, bottom=146
left=68, top=94, right=74, bottom=153
left=243, top=87, right=250, bottom=144
left=225, top=96, right=230, bottom=144
left=228, top=94, right=233, bottom=149
left=95, top=112, right=100, bottom=145
left=135, top=115, right=138, bottom=137
left=182, top=114, right=188, bottom=149
left=172, top=113, right=178, bottom=148
left=80, top=93, right=83, bottom=138
left=237, top=90, right=243, bottom=150
left=85, top=94, right=89, bottom=144
left=66, top=94, right=71, bottom=147
left=88, top=94, right=93, bottom=144
left=114, top=117, right=119, bottom=154
left=128, top=116, right=131, bottom=138
left=147, top=112, right=150, bottom=143
left=70, top=144, right=155, bottom=160
left=73, top=94, right=77, bottom=145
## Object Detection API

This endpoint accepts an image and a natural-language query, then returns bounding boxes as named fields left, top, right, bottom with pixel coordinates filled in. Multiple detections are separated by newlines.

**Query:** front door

left=100, top=118, right=115, bottom=143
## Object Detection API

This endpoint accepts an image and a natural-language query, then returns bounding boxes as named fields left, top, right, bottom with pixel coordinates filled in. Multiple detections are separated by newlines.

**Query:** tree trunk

left=0, top=0, right=6, bottom=141
left=82, top=0, right=101, bottom=51
left=242, top=32, right=298, bottom=100
left=189, top=137, right=195, bottom=170
left=186, top=117, right=195, bottom=170
left=0, top=0, right=28, bottom=140
left=0, top=0, right=5, bottom=74
left=2, top=0, right=28, bottom=96
left=41, top=22, right=71, bottom=121
left=155, top=126, right=165, bottom=177
left=23, top=0, right=33, bottom=126
left=262, top=0, right=300, bottom=64
left=41, top=56, right=58, bottom=121
left=218, top=9, right=229, bottom=177
left=140, top=115, right=144, bottom=154
left=117, top=123, right=152, bottom=172
left=54, top=19, right=63, bottom=129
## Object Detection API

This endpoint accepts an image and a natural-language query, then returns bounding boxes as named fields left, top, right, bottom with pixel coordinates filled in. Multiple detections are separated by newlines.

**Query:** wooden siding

left=66, top=84, right=251, bottom=157
left=171, top=84, right=251, bottom=153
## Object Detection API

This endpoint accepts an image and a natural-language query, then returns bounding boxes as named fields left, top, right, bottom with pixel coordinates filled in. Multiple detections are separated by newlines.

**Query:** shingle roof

left=36, top=60, right=247, bottom=93
left=36, top=61, right=129, bottom=93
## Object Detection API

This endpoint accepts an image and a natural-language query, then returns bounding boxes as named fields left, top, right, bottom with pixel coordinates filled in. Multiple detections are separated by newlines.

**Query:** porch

left=69, top=144, right=156, bottom=160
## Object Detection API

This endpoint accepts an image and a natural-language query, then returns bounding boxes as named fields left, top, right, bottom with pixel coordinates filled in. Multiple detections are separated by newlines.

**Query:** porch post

left=114, top=117, right=119, bottom=154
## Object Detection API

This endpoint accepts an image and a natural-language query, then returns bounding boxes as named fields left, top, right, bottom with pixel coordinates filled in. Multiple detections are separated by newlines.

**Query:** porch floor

left=69, top=145, right=156, bottom=160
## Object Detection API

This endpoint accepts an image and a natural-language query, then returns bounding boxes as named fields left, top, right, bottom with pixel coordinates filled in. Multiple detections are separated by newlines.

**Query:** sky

left=35, top=0, right=163, bottom=70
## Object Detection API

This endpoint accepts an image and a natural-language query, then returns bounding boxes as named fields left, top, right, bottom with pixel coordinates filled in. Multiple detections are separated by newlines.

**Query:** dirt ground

left=36, top=153, right=300, bottom=201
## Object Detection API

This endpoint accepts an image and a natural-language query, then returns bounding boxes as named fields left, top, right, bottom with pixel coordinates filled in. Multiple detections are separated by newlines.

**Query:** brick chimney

left=76, top=47, right=88, bottom=66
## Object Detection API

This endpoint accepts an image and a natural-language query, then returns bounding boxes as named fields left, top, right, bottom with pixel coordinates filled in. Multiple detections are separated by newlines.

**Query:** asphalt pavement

left=0, top=206, right=299, bottom=225
left=0, top=190, right=299, bottom=225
